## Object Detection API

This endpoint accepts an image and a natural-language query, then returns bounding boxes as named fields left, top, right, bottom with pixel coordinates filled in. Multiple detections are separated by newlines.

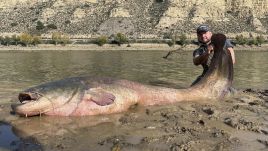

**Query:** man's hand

left=193, top=44, right=214, bottom=66
left=207, top=44, right=214, bottom=54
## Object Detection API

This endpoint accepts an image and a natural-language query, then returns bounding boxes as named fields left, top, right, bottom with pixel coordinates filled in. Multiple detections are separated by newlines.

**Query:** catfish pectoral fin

left=90, top=96, right=115, bottom=106
left=86, top=88, right=116, bottom=106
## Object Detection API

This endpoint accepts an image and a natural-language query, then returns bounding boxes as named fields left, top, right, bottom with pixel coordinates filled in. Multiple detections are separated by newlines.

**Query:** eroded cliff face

left=0, top=0, right=267, bottom=38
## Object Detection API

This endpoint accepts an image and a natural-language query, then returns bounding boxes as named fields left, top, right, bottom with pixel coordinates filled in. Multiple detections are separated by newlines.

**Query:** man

left=191, top=25, right=235, bottom=86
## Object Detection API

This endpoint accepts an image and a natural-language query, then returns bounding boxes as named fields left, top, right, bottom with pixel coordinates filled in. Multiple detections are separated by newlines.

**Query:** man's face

left=197, top=31, right=212, bottom=44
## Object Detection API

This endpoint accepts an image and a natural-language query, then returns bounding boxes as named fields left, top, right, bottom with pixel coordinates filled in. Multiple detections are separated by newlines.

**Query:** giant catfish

left=12, top=33, right=233, bottom=116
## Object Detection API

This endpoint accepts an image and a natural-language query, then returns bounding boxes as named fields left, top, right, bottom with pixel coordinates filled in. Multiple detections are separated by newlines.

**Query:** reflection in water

left=0, top=122, right=20, bottom=150
left=0, top=121, right=42, bottom=151
left=4, top=115, right=123, bottom=151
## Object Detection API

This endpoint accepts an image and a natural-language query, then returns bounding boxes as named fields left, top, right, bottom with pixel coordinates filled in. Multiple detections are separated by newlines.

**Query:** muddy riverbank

left=0, top=89, right=267, bottom=151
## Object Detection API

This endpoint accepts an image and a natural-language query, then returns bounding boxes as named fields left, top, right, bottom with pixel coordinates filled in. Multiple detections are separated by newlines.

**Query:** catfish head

left=12, top=77, right=137, bottom=116
left=12, top=77, right=87, bottom=117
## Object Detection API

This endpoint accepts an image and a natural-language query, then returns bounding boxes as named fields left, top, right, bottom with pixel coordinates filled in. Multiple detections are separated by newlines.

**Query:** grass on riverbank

left=0, top=42, right=268, bottom=52
left=1, top=31, right=268, bottom=52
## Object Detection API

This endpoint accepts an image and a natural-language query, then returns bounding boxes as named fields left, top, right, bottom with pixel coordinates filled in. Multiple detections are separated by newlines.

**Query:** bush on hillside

left=177, top=33, right=188, bottom=46
left=11, top=34, right=20, bottom=45
left=36, top=21, right=45, bottom=30
left=112, top=33, right=128, bottom=46
left=235, top=34, right=248, bottom=45
left=11, top=22, right=18, bottom=27
left=95, top=35, right=108, bottom=46
left=256, top=35, right=265, bottom=46
left=47, top=24, right=57, bottom=29
left=19, top=33, right=33, bottom=46
left=32, top=35, right=42, bottom=46
left=51, top=32, right=70, bottom=45
left=247, top=38, right=258, bottom=46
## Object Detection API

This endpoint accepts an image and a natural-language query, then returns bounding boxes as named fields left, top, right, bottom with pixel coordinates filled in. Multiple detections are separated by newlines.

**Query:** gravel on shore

left=0, top=43, right=268, bottom=52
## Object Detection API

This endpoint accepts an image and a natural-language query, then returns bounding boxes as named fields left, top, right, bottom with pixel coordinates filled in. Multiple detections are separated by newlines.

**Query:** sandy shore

left=0, top=43, right=268, bottom=52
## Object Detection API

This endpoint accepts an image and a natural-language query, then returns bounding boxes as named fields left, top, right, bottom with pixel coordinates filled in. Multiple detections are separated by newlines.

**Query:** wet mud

left=0, top=89, right=267, bottom=151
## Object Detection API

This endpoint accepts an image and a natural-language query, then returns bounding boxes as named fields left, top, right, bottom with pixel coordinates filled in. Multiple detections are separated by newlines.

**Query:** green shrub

left=84, top=4, right=90, bottom=7
left=61, top=35, right=70, bottom=46
left=32, top=18, right=38, bottom=22
left=0, top=36, right=4, bottom=45
left=51, top=32, right=62, bottom=45
left=65, top=20, right=71, bottom=24
left=235, top=34, right=247, bottom=45
left=155, top=0, right=164, bottom=3
left=32, top=35, right=41, bottom=45
left=235, top=34, right=265, bottom=46
left=51, top=32, right=70, bottom=45
left=166, top=40, right=174, bottom=47
left=114, top=33, right=128, bottom=46
left=47, top=24, right=57, bottom=29
left=95, top=35, right=108, bottom=46
left=247, top=38, right=257, bottom=46
left=177, top=33, right=188, bottom=46
left=3, top=36, right=11, bottom=46
left=163, top=32, right=172, bottom=39
left=256, top=35, right=265, bottom=46
left=19, top=33, right=33, bottom=46
left=11, top=22, right=18, bottom=27
left=11, top=34, right=20, bottom=45
left=36, top=21, right=45, bottom=30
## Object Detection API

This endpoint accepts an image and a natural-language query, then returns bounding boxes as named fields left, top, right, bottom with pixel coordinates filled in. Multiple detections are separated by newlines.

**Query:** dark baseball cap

left=196, top=25, right=210, bottom=33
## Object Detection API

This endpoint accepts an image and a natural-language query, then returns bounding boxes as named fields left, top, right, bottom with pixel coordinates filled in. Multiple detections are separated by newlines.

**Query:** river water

left=0, top=50, right=267, bottom=151
left=0, top=50, right=267, bottom=104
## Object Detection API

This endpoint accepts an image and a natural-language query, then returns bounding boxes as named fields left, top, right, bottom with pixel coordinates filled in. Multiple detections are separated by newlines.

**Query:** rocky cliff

left=0, top=0, right=267, bottom=38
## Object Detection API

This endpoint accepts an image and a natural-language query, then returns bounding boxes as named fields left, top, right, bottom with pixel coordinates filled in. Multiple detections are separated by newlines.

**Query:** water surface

left=0, top=51, right=267, bottom=104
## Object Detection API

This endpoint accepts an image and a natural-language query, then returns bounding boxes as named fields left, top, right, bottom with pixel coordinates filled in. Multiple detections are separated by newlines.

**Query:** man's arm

left=228, top=47, right=235, bottom=64
left=193, top=45, right=213, bottom=65
left=225, top=39, right=235, bottom=64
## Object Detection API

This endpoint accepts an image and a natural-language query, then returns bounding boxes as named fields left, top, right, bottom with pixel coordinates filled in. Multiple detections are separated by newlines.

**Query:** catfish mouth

left=18, top=92, right=42, bottom=104
left=11, top=91, right=46, bottom=116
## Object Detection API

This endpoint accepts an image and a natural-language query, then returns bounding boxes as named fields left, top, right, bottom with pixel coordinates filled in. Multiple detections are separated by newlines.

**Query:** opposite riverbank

left=0, top=43, right=268, bottom=52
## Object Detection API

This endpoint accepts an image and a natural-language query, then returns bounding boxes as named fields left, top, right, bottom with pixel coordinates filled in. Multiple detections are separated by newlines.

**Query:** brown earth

left=0, top=89, right=267, bottom=151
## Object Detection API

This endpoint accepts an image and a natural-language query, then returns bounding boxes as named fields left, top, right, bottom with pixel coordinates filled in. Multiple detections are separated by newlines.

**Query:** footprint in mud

left=243, top=89, right=268, bottom=103
left=231, top=130, right=268, bottom=151
left=223, top=116, right=261, bottom=132
left=257, top=139, right=268, bottom=147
